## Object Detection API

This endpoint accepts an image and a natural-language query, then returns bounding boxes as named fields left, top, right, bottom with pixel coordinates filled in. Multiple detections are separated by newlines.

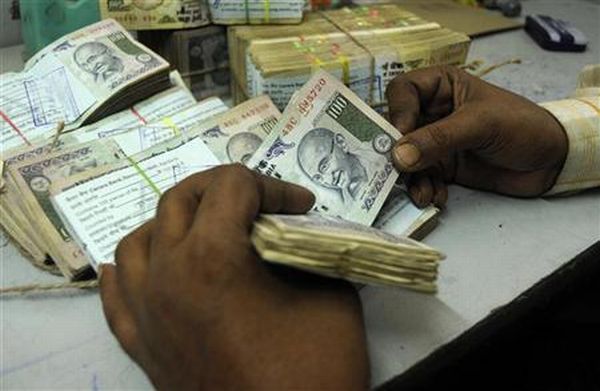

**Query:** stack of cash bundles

left=229, top=4, right=470, bottom=110
left=103, top=0, right=323, bottom=100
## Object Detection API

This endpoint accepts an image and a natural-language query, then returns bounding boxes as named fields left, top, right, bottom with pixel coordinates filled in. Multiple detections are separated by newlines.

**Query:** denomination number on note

left=326, top=94, right=348, bottom=120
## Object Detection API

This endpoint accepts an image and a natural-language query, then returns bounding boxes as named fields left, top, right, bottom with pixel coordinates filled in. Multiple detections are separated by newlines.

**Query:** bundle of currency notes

left=138, top=26, right=231, bottom=100
left=229, top=4, right=470, bottom=110
left=0, top=82, right=228, bottom=277
left=0, top=19, right=171, bottom=153
left=99, top=0, right=210, bottom=30
left=253, top=214, right=443, bottom=292
left=208, top=0, right=305, bottom=25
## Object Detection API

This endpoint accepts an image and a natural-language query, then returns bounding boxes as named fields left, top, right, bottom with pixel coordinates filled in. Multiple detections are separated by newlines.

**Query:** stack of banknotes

left=98, top=0, right=310, bottom=27
left=253, top=214, right=442, bottom=292
left=229, top=4, right=470, bottom=110
left=1, top=21, right=443, bottom=292
left=0, top=19, right=171, bottom=152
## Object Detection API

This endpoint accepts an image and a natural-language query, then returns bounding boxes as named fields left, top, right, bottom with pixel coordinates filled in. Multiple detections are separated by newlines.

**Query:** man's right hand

left=386, top=66, right=569, bottom=207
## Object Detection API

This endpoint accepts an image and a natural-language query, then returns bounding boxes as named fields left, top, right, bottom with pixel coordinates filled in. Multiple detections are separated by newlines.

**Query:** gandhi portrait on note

left=226, top=132, right=263, bottom=164
left=74, top=41, right=124, bottom=83
left=297, top=127, right=371, bottom=203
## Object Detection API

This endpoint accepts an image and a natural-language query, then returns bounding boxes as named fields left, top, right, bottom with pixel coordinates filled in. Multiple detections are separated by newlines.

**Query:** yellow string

left=161, top=117, right=181, bottom=136
left=125, top=156, right=162, bottom=196
left=264, top=0, right=270, bottom=23
left=337, top=54, right=350, bottom=86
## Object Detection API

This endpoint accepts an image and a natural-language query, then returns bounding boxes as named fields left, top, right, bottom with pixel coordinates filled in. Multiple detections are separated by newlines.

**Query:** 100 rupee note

left=248, top=70, right=400, bottom=225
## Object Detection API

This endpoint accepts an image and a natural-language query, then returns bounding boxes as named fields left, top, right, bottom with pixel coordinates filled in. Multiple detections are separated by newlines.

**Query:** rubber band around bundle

left=125, top=155, right=162, bottom=196
left=161, top=116, right=182, bottom=137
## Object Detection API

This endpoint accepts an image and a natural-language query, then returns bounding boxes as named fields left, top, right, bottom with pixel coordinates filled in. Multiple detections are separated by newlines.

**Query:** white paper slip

left=69, top=96, right=228, bottom=156
left=1, top=55, right=96, bottom=153
left=51, top=137, right=220, bottom=269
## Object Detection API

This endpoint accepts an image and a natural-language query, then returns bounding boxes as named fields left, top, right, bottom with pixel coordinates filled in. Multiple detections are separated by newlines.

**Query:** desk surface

left=2, top=0, right=600, bottom=389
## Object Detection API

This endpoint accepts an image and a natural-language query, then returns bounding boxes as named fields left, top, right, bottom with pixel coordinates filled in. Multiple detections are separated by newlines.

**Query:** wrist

left=540, top=98, right=600, bottom=195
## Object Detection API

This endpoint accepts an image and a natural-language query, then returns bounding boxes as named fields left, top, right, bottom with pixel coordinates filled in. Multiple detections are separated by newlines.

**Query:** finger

left=386, top=66, right=457, bottom=134
left=386, top=76, right=420, bottom=134
left=153, top=172, right=214, bottom=248
left=408, top=173, right=433, bottom=208
left=100, top=265, right=161, bottom=383
left=392, top=107, right=495, bottom=172
left=192, top=164, right=315, bottom=235
left=257, top=171, right=316, bottom=214
left=431, top=172, right=448, bottom=208
left=115, top=220, right=153, bottom=314
left=99, top=265, right=143, bottom=361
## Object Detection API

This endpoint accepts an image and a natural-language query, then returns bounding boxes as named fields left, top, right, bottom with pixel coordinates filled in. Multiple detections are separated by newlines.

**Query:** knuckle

left=184, top=235, right=240, bottom=284
left=425, top=123, right=452, bottom=151
left=156, top=187, right=177, bottom=214
left=114, top=236, right=133, bottom=264
left=222, top=163, right=254, bottom=180
left=217, top=163, right=258, bottom=192
left=386, top=75, right=410, bottom=98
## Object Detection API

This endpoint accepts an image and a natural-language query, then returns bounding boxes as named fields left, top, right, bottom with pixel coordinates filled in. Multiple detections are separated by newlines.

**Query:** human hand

left=386, top=66, right=568, bottom=207
left=99, top=165, right=369, bottom=390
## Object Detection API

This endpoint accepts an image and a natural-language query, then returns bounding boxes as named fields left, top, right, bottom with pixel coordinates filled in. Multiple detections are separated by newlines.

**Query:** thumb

left=392, top=110, right=492, bottom=172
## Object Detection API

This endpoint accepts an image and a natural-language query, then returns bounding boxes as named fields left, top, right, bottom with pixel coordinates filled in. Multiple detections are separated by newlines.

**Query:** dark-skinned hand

left=386, top=66, right=568, bottom=208
left=99, top=164, right=369, bottom=390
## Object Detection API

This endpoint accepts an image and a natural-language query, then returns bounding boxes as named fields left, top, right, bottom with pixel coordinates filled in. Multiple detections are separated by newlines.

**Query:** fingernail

left=394, top=143, right=421, bottom=168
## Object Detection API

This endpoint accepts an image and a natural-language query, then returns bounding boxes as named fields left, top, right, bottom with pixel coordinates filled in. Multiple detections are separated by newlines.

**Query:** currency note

left=0, top=139, right=78, bottom=260
left=192, top=95, right=280, bottom=164
left=248, top=70, right=400, bottom=226
left=50, top=20, right=167, bottom=97
left=9, top=140, right=124, bottom=277
left=99, top=0, right=210, bottom=30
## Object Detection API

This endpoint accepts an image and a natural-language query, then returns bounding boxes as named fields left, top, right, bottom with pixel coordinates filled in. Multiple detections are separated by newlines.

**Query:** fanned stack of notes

left=253, top=214, right=442, bottom=292
left=1, top=20, right=444, bottom=292
left=229, top=4, right=470, bottom=110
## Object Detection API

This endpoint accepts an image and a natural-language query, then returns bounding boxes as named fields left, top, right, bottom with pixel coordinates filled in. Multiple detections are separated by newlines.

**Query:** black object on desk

left=525, top=14, right=588, bottom=52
